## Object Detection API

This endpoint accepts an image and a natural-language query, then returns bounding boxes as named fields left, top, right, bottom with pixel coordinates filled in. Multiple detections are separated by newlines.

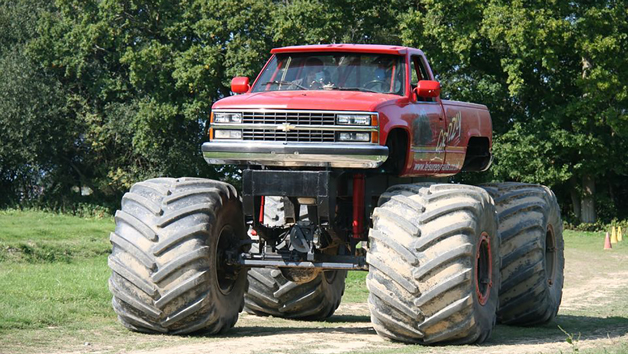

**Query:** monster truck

left=107, top=44, right=564, bottom=344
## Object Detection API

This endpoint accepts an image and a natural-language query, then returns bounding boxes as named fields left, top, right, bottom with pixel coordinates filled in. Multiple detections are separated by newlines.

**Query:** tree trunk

left=570, top=177, right=581, bottom=220
left=570, top=190, right=581, bottom=221
left=579, top=60, right=596, bottom=223
left=580, top=175, right=596, bottom=223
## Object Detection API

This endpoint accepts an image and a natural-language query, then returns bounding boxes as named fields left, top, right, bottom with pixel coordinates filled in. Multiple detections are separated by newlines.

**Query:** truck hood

left=212, top=90, right=400, bottom=112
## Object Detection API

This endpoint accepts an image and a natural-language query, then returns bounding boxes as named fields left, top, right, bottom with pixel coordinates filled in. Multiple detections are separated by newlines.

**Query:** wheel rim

left=216, top=225, right=240, bottom=295
left=475, top=232, right=492, bottom=306
left=545, top=224, right=557, bottom=287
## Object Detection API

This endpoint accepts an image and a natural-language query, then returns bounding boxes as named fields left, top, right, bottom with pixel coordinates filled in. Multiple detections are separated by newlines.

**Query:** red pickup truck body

left=205, top=44, right=493, bottom=177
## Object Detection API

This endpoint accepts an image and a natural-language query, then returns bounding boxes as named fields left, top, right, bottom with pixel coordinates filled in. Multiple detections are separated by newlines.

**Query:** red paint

left=259, top=196, right=265, bottom=224
left=214, top=90, right=399, bottom=112
left=389, top=61, right=397, bottom=92
left=416, top=80, right=441, bottom=98
left=352, top=174, right=365, bottom=239
left=213, top=44, right=493, bottom=178
left=271, top=44, right=409, bottom=55
left=475, top=232, right=493, bottom=306
left=231, top=77, right=250, bottom=94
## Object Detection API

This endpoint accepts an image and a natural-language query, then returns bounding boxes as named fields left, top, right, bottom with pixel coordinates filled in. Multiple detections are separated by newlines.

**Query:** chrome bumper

left=202, top=141, right=389, bottom=168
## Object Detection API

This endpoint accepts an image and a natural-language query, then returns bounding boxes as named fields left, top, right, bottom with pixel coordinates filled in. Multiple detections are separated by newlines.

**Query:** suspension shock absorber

left=352, top=173, right=365, bottom=240
left=258, top=196, right=265, bottom=224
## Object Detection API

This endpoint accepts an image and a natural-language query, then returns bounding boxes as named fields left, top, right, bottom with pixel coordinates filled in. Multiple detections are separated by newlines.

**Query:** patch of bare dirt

left=120, top=254, right=628, bottom=354
left=128, top=304, right=399, bottom=354
left=53, top=245, right=628, bottom=354
left=561, top=270, right=628, bottom=311
left=121, top=299, right=628, bottom=354
left=446, top=333, right=628, bottom=354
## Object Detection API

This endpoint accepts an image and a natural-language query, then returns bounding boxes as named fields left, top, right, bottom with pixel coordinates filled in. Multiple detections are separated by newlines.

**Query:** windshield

left=251, top=52, right=406, bottom=95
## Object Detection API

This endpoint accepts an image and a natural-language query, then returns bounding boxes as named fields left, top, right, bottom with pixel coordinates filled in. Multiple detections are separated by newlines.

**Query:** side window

left=410, top=57, right=420, bottom=89
left=411, top=56, right=434, bottom=102
left=417, top=58, right=430, bottom=82
left=410, top=56, right=430, bottom=87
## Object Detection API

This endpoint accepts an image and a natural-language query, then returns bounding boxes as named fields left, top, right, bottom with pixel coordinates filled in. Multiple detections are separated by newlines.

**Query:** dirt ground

left=11, top=237, right=625, bottom=354
left=114, top=245, right=628, bottom=354
left=122, top=303, right=628, bottom=354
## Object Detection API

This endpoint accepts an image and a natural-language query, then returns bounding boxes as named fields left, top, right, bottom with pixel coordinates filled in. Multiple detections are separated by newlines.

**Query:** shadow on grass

left=189, top=312, right=374, bottom=339
left=222, top=325, right=377, bottom=338
left=324, top=314, right=371, bottom=323
left=188, top=313, right=628, bottom=346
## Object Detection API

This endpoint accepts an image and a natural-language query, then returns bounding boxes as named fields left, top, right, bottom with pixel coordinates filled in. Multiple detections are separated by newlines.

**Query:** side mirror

left=415, top=80, right=440, bottom=98
left=231, top=77, right=250, bottom=94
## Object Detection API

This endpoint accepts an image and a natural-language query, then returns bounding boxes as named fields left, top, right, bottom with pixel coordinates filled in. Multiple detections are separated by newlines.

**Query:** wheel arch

left=382, top=127, right=410, bottom=176
left=461, top=136, right=492, bottom=172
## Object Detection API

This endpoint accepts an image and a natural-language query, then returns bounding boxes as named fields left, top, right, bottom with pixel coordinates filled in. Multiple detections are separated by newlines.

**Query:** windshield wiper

left=333, top=86, right=379, bottom=93
left=260, top=80, right=306, bottom=90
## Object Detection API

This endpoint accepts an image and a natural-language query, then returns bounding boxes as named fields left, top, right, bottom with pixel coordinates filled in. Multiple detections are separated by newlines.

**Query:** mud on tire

left=481, top=182, right=564, bottom=326
left=108, top=177, right=248, bottom=334
left=366, top=183, right=500, bottom=344
left=245, top=267, right=346, bottom=319
left=245, top=197, right=346, bottom=320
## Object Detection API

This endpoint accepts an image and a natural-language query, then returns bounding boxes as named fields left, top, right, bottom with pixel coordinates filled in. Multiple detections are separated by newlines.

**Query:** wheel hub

left=475, top=232, right=492, bottom=306
left=545, top=225, right=557, bottom=286
left=216, top=225, right=242, bottom=295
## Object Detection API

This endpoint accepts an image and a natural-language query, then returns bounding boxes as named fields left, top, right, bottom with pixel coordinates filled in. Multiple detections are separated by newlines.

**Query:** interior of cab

left=251, top=52, right=406, bottom=95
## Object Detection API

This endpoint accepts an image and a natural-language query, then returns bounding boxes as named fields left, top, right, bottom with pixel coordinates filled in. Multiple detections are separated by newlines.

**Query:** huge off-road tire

left=244, top=196, right=346, bottom=320
left=245, top=267, right=347, bottom=319
left=367, top=183, right=500, bottom=344
left=108, top=177, right=248, bottom=334
left=481, top=182, right=564, bottom=326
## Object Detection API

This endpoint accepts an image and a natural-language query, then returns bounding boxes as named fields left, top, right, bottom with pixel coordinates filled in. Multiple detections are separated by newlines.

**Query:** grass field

left=1, top=210, right=627, bottom=354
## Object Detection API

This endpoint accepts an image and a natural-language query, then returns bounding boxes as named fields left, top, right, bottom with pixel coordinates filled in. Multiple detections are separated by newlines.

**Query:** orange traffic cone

left=611, top=227, right=618, bottom=244
left=604, top=232, right=612, bottom=250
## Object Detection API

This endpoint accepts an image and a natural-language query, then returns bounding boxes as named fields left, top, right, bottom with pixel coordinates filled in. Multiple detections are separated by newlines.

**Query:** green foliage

left=0, top=211, right=114, bottom=332
left=343, top=271, right=369, bottom=303
left=0, top=48, right=75, bottom=206
left=0, top=257, right=113, bottom=331
left=558, top=325, right=581, bottom=352
left=562, top=219, right=628, bottom=233
left=0, top=0, right=626, bottom=222
left=401, top=1, right=628, bottom=222
left=0, top=209, right=112, bottom=263
left=564, top=221, right=609, bottom=232
left=2, top=211, right=628, bottom=353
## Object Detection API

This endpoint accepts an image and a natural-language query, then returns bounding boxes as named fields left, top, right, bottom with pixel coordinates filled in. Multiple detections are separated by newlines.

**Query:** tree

left=19, top=0, right=404, bottom=209
left=399, top=0, right=628, bottom=223
left=1, top=0, right=626, bottom=223
left=0, top=0, right=80, bottom=207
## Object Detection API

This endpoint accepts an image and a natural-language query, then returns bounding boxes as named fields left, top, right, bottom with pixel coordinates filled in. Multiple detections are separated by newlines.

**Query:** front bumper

left=202, top=141, right=389, bottom=168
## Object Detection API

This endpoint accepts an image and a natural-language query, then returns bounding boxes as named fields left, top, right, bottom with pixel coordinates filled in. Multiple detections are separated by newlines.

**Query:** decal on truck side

left=411, top=111, right=463, bottom=174
left=437, top=111, right=462, bottom=149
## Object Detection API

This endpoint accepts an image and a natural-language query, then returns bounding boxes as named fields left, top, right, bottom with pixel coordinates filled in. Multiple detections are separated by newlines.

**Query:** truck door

left=440, top=106, right=465, bottom=174
left=408, top=55, right=447, bottom=175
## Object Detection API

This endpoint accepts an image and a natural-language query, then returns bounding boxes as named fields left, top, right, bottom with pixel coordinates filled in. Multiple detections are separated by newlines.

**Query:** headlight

left=338, top=132, right=370, bottom=142
left=214, top=112, right=242, bottom=123
left=214, top=130, right=242, bottom=139
left=336, top=114, right=371, bottom=125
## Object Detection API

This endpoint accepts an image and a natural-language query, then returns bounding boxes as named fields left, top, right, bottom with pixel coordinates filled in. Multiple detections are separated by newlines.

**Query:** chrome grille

left=212, top=110, right=376, bottom=143
left=242, top=111, right=336, bottom=125
left=242, top=129, right=335, bottom=142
